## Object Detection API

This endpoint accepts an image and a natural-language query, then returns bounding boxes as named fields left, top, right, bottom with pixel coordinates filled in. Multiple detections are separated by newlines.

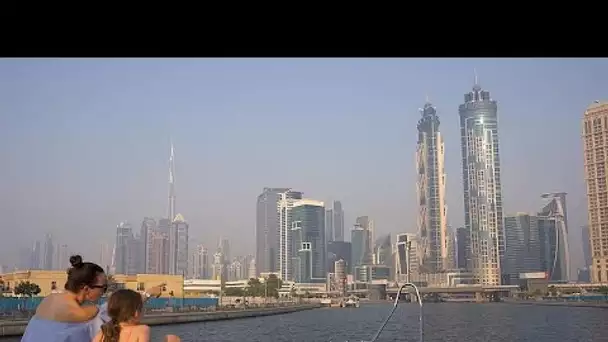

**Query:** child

left=93, top=289, right=150, bottom=342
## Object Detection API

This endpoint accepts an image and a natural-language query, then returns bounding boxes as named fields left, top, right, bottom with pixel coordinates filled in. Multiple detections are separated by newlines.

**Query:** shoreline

left=500, top=300, right=608, bottom=309
left=0, top=304, right=320, bottom=337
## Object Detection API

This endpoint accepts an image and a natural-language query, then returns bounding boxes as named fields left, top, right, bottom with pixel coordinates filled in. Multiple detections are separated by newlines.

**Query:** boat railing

left=365, top=282, right=424, bottom=342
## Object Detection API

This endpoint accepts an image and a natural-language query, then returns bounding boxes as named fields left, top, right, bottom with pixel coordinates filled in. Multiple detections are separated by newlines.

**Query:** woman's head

left=64, top=255, right=106, bottom=302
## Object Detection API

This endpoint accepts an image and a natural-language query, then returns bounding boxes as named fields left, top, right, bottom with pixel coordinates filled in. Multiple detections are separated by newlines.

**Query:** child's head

left=101, top=289, right=144, bottom=342
left=107, top=289, right=144, bottom=323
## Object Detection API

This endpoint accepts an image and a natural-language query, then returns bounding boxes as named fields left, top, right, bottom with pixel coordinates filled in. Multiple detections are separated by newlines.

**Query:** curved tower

left=458, top=79, right=505, bottom=285
left=416, top=99, right=448, bottom=273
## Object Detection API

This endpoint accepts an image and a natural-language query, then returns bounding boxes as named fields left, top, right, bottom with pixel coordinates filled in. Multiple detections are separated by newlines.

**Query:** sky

left=1, top=58, right=607, bottom=274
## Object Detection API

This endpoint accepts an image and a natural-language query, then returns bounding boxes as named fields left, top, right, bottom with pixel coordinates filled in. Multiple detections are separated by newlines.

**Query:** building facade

left=458, top=80, right=505, bottom=285
left=290, top=199, right=326, bottom=283
left=582, top=101, right=608, bottom=283
left=278, top=190, right=303, bottom=281
left=416, top=100, right=448, bottom=273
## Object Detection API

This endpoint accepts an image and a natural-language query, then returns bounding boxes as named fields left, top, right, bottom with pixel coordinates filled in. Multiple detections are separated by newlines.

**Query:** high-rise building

left=394, top=233, right=419, bottom=283
left=327, top=241, right=352, bottom=274
left=325, top=201, right=345, bottom=243
left=140, top=217, right=156, bottom=273
left=503, top=213, right=542, bottom=284
left=168, top=142, right=176, bottom=227
left=581, top=225, right=592, bottom=268
left=334, top=259, right=347, bottom=296
left=325, top=209, right=334, bottom=244
left=212, top=252, right=223, bottom=281
left=256, top=187, right=294, bottom=275
left=355, top=216, right=375, bottom=264
left=458, top=78, right=505, bottom=285
left=538, top=193, right=570, bottom=282
left=219, top=238, right=230, bottom=265
left=416, top=99, right=448, bottom=273
left=148, top=231, right=169, bottom=274
left=247, top=258, right=256, bottom=279
left=190, top=245, right=209, bottom=279
left=30, top=241, right=41, bottom=270
left=115, top=222, right=133, bottom=275
left=171, top=214, right=189, bottom=276
left=291, top=199, right=326, bottom=283
left=332, top=201, right=344, bottom=242
left=373, top=234, right=392, bottom=266
left=582, top=100, right=608, bottom=283
left=455, top=227, right=469, bottom=270
left=55, top=244, right=69, bottom=270
left=278, top=190, right=303, bottom=281
left=351, top=223, right=372, bottom=274
left=99, top=243, right=113, bottom=273
left=43, top=233, right=54, bottom=270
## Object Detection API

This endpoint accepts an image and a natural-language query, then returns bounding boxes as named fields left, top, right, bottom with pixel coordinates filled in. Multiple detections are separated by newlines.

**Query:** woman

left=21, top=255, right=165, bottom=342
left=92, top=289, right=149, bottom=342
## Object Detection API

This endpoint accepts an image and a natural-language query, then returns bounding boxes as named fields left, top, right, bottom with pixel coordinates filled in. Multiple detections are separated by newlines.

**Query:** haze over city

left=1, top=58, right=606, bottom=274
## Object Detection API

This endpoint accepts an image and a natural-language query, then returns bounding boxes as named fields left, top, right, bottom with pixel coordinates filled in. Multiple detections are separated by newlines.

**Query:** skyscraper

left=291, top=199, right=326, bottom=283
left=503, top=213, right=542, bottom=284
left=171, top=213, right=189, bottom=276
left=416, top=99, right=448, bottom=273
left=455, top=227, right=469, bottom=270
left=115, top=222, right=133, bottom=275
left=538, top=192, right=570, bottom=282
left=582, top=101, right=608, bottom=283
left=168, top=142, right=176, bottom=225
left=256, top=187, right=291, bottom=275
left=278, top=190, right=304, bottom=281
left=140, top=217, right=156, bottom=273
left=581, top=225, right=592, bottom=268
left=43, top=233, right=54, bottom=270
left=458, top=77, right=505, bottom=285
left=332, top=201, right=344, bottom=242
left=255, top=187, right=303, bottom=278
left=351, top=223, right=372, bottom=274
left=325, top=209, right=334, bottom=244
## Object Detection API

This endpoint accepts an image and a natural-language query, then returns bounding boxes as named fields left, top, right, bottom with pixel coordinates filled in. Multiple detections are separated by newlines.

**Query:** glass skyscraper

left=458, top=80, right=505, bottom=285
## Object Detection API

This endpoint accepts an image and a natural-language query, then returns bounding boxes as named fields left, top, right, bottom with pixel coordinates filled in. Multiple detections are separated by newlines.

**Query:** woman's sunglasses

left=90, top=284, right=108, bottom=293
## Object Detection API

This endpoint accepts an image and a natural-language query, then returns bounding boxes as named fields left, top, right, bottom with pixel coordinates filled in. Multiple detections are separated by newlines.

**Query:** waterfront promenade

left=0, top=303, right=320, bottom=337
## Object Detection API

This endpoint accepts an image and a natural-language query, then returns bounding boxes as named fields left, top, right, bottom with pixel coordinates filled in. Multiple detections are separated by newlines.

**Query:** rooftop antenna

left=474, top=68, right=479, bottom=85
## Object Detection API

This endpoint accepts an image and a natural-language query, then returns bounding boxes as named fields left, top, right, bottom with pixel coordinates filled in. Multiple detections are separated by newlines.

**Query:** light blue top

left=21, top=303, right=109, bottom=342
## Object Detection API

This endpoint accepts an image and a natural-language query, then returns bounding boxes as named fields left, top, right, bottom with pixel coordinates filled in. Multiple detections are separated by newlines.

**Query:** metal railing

left=366, top=283, right=424, bottom=342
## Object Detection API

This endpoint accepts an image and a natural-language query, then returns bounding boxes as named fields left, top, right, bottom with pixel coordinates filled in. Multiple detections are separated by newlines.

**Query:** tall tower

left=582, top=101, right=608, bottom=283
left=416, top=98, right=448, bottom=273
left=168, top=141, right=176, bottom=223
left=458, top=77, right=505, bottom=285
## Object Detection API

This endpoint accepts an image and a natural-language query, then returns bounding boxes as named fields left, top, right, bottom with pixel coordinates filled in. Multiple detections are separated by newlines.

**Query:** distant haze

left=1, top=58, right=607, bottom=271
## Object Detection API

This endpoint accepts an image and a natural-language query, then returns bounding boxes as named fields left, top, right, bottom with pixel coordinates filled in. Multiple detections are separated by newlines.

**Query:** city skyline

left=1, top=58, right=605, bottom=274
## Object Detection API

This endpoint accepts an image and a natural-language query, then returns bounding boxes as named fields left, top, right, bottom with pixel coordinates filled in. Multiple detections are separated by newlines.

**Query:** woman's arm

left=54, top=301, right=99, bottom=322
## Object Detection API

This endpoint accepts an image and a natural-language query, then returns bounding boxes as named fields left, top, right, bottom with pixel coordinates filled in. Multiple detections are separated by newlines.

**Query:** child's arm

left=136, top=325, right=151, bottom=342
left=92, top=331, right=103, bottom=342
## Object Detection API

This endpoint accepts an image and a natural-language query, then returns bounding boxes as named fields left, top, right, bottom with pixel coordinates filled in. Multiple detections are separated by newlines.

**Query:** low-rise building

left=0, top=270, right=183, bottom=298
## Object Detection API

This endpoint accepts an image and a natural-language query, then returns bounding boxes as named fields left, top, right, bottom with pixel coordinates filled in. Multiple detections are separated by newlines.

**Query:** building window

left=137, top=282, right=145, bottom=291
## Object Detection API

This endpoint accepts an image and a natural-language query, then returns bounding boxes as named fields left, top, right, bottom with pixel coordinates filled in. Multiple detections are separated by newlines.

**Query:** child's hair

left=100, top=289, right=144, bottom=342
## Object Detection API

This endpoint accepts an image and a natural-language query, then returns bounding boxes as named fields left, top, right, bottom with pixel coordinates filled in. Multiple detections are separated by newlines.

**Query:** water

left=4, top=303, right=607, bottom=341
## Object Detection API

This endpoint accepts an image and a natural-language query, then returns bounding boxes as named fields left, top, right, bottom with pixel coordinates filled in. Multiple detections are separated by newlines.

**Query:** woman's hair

left=100, top=289, right=144, bottom=342
left=64, top=254, right=105, bottom=292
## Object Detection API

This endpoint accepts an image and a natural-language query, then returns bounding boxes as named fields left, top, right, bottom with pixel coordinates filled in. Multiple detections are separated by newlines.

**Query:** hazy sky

left=1, top=58, right=606, bottom=271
